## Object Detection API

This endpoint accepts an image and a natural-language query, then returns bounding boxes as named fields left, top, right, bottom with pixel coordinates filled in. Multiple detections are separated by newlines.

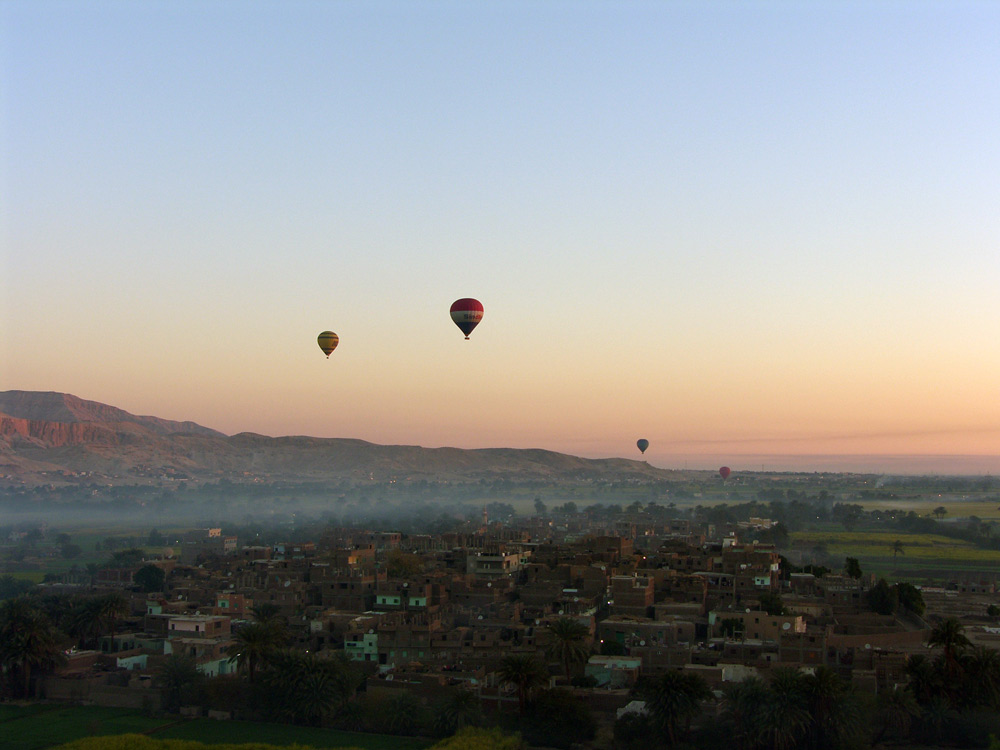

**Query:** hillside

left=0, top=391, right=672, bottom=486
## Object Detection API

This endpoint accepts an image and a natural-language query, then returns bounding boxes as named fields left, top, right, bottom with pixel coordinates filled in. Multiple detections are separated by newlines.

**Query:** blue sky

left=3, top=1, right=999, bottom=473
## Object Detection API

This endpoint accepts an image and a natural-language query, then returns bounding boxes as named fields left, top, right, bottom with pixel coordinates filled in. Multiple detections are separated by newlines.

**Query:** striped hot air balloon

left=450, top=298, right=484, bottom=339
left=317, top=331, right=339, bottom=358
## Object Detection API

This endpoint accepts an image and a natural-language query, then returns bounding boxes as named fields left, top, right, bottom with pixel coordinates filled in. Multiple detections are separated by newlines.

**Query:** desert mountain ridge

left=0, top=390, right=673, bottom=485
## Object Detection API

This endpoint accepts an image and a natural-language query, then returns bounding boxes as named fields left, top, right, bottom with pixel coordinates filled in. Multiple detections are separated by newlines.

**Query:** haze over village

left=4, top=1, right=1000, bottom=749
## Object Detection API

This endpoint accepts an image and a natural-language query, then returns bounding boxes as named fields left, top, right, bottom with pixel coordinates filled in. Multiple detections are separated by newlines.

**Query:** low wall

left=42, top=677, right=161, bottom=710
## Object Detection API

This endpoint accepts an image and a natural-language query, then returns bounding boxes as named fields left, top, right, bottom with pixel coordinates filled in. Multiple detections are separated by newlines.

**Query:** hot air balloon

left=317, top=331, right=339, bottom=358
left=450, top=298, right=484, bottom=339
left=636, top=439, right=649, bottom=454
left=719, top=466, right=731, bottom=480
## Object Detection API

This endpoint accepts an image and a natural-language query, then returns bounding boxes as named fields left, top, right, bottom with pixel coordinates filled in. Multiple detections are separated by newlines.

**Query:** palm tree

left=433, top=689, right=483, bottom=737
left=721, top=676, right=769, bottom=750
left=643, top=670, right=712, bottom=746
left=64, top=596, right=105, bottom=650
left=891, top=539, right=905, bottom=561
left=384, top=692, right=426, bottom=735
left=928, top=617, right=970, bottom=682
left=226, top=621, right=284, bottom=682
left=98, top=592, right=129, bottom=651
left=804, top=665, right=860, bottom=750
left=0, top=598, right=66, bottom=699
left=874, top=685, right=919, bottom=744
left=905, top=654, right=942, bottom=706
left=919, top=694, right=952, bottom=742
left=251, top=602, right=283, bottom=625
left=497, top=654, right=548, bottom=714
left=258, top=650, right=358, bottom=726
left=760, top=667, right=811, bottom=750
left=545, top=617, right=590, bottom=681
left=960, top=645, right=1000, bottom=709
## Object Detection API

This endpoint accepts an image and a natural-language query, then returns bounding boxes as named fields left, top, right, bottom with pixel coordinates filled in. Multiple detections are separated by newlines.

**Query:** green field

left=790, top=529, right=1000, bottom=579
left=0, top=706, right=434, bottom=750
left=0, top=706, right=168, bottom=750
left=853, top=499, right=1000, bottom=519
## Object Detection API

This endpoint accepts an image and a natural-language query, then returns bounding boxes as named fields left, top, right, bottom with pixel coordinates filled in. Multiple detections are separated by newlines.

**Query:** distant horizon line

left=635, top=452, right=999, bottom=476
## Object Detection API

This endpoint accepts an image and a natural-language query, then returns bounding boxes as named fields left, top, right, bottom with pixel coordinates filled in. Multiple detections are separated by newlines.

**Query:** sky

left=3, top=1, right=999, bottom=474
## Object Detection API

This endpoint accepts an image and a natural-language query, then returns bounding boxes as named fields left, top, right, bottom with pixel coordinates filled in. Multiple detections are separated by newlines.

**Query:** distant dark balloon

left=450, top=298, right=484, bottom=339
left=719, top=466, right=731, bottom=480
left=317, top=331, right=339, bottom=358
left=636, top=439, right=649, bottom=455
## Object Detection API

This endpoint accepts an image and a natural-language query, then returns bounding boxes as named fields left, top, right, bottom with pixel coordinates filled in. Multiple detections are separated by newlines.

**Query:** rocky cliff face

left=0, top=414, right=128, bottom=447
left=0, top=390, right=670, bottom=486
left=0, top=391, right=224, bottom=437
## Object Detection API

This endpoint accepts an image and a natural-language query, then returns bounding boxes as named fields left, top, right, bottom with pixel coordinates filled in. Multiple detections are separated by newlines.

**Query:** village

left=14, top=503, right=997, bottom=747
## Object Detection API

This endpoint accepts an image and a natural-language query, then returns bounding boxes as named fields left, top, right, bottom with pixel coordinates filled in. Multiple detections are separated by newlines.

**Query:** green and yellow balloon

left=317, top=331, right=339, bottom=358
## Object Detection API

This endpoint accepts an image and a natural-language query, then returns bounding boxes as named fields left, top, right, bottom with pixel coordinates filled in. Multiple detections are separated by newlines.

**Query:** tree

left=433, top=689, right=483, bottom=737
left=251, top=602, right=284, bottom=627
left=804, top=665, right=861, bottom=750
left=758, top=592, right=785, bottom=616
left=760, top=667, right=811, bottom=750
left=226, top=621, right=285, bottom=682
left=844, top=557, right=862, bottom=579
left=928, top=617, right=971, bottom=675
left=0, top=575, right=34, bottom=600
left=960, top=646, right=1000, bottom=710
left=545, top=617, right=590, bottom=681
left=721, top=676, right=770, bottom=750
left=386, top=549, right=424, bottom=578
left=0, top=597, right=65, bottom=698
left=108, top=548, right=145, bottom=568
left=905, top=654, right=942, bottom=706
left=258, top=650, right=359, bottom=726
left=64, top=597, right=104, bottom=650
left=892, top=539, right=905, bottom=560
left=932, top=506, right=948, bottom=519
left=497, top=655, right=548, bottom=714
left=867, top=578, right=898, bottom=615
left=533, top=498, right=547, bottom=516
left=98, top=592, right=129, bottom=650
left=521, top=688, right=596, bottom=749
left=874, top=685, right=919, bottom=744
left=642, top=670, right=711, bottom=746
left=895, top=582, right=925, bottom=616
left=159, top=653, right=204, bottom=712
left=614, top=710, right=655, bottom=750
left=382, top=692, right=428, bottom=735
left=146, top=528, right=166, bottom=546
left=134, top=564, right=165, bottom=593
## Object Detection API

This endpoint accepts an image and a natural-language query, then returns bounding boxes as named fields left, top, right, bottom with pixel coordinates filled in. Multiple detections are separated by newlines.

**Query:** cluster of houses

left=37, top=511, right=1000, bottom=718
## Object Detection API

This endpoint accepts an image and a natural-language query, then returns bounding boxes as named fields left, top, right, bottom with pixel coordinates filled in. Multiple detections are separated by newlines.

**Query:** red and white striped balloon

left=450, top=298, right=484, bottom=339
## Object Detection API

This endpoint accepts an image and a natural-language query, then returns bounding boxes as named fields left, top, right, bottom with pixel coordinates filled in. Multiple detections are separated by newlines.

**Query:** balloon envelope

left=719, top=466, right=731, bottom=480
left=450, top=298, right=484, bottom=339
left=317, top=331, right=339, bottom=358
left=636, top=439, right=649, bottom=454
